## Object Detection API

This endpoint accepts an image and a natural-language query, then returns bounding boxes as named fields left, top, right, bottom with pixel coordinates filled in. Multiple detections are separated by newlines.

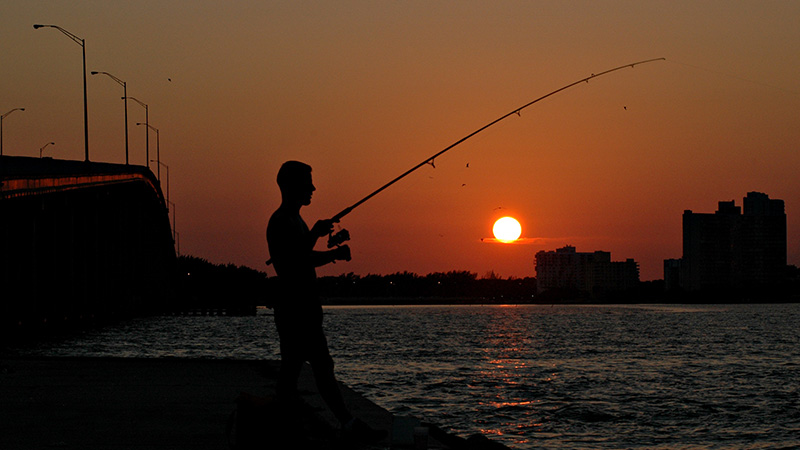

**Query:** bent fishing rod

left=330, top=57, right=665, bottom=225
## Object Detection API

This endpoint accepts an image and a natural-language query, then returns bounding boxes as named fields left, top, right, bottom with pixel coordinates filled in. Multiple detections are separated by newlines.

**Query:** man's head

left=277, top=160, right=315, bottom=206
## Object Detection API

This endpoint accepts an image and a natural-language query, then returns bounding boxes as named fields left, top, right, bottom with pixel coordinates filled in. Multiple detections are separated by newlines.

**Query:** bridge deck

left=0, top=155, right=160, bottom=200
left=1, top=155, right=175, bottom=331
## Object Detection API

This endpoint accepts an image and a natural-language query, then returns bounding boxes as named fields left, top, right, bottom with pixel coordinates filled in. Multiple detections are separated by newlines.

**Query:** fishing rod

left=330, top=57, right=665, bottom=227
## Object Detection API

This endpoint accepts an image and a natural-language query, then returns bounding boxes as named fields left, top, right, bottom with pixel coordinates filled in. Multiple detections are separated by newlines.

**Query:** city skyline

left=678, top=191, right=786, bottom=290
left=3, top=2, right=799, bottom=280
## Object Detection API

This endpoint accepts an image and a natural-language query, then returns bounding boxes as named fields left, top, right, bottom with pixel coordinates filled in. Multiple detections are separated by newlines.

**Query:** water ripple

left=7, top=303, right=800, bottom=449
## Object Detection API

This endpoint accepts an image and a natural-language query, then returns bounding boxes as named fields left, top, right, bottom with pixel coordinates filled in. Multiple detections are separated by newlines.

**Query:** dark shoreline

left=0, top=356, right=509, bottom=449
left=0, top=357, right=391, bottom=449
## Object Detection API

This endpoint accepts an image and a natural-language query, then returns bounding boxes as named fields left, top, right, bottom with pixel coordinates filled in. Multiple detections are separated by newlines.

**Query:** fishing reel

left=327, top=228, right=350, bottom=249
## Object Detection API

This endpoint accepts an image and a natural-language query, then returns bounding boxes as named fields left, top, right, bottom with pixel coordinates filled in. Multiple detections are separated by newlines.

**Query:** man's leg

left=307, top=326, right=352, bottom=426
left=274, top=311, right=305, bottom=401
left=307, top=324, right=388, bottom=443
left=276, top=356, right=304, bottom=401
left=310, top=353, right=353, bottom=426
left=311, top=355, right=388, bottom=443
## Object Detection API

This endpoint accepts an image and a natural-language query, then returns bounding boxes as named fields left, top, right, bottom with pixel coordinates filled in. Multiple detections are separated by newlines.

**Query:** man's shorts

left=274, top=307, right=332, bottom=365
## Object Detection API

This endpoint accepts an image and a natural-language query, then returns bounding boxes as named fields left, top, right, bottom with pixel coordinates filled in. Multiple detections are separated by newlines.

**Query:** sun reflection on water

left=12, top=304, right=800, bottom=449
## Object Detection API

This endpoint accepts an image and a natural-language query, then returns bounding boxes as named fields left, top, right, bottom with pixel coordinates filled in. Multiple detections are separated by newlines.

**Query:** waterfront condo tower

left=535, top=245, right=639, bottom=295
left=681, top=192, right=786, bottom=291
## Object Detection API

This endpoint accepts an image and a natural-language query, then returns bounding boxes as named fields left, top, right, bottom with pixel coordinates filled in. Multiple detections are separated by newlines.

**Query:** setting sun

left=492, top=217, right=522, bottom=243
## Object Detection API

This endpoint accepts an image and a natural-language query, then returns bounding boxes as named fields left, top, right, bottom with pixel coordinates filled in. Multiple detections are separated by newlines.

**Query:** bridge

left=1, top=155, right=176, bottom=336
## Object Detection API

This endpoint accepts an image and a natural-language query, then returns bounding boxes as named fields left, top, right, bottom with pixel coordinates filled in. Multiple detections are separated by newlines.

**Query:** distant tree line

left=175, top=256, right=538, bottom=309
left=175, top=256, right=800, bottom=310
left=175, top=255, right=268, bottom=314
left=316, top=271, right=538, bottom=304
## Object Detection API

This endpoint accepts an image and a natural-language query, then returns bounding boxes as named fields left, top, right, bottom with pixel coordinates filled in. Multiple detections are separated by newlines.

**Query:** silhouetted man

left=267, top=160, right=384, bottom=442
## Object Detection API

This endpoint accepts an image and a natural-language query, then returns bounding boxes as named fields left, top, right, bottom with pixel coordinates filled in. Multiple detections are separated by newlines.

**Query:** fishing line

left=331, top=57, right=666, bottom=223
left=667, top=59, right=799, bottom=95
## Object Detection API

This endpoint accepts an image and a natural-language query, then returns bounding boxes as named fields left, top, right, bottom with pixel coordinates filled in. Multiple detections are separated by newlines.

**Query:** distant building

left=663, top=258, right=682, bottom=291
left=535, top=245, right=639, bottom=295
left=674, top=191, right=786, bottom=291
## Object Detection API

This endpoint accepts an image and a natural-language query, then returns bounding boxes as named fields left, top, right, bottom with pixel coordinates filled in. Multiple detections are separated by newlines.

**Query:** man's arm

left=307, top=219, right=334, bottom=248
left=307, top=219, right=351, bottom=267
left=269, top=212, right=351, bottom=271
left=311, top=245, right=351, bottom=267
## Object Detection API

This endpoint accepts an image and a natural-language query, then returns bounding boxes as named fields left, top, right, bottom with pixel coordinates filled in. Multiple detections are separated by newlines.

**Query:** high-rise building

left=535, top=245, right=639, bottom=295
left=663, top=258, right=682, bottom=291
left=680, top=192, right=786, bottom=291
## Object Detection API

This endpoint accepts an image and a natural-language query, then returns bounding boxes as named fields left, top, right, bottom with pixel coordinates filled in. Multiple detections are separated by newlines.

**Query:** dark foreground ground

left=0, top=357, right=454, bottom=450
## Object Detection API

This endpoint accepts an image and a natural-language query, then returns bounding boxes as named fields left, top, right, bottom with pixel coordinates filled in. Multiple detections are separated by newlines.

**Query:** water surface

left=9, top=303, right=799, bottom=449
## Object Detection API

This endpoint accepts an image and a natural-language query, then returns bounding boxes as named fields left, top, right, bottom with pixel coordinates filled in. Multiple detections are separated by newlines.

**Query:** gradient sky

left=3, top=1, right=799, bottom=281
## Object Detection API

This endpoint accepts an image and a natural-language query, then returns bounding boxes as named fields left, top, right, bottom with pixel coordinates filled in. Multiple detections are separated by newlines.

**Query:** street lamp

left=1, top=107, right=25, bottom=156
left=39, top=142, right=56, bottom=158
left=151, top=159, right=169, bottom=204
left=167, top=199, right=177, bottom=252
left=33, top=24, right=89, bottom=162
left=126, top=97, right=148, bottom=166
left=136, top=122, right=159, bottom=181
left=91, top=71, right=128, bottom=164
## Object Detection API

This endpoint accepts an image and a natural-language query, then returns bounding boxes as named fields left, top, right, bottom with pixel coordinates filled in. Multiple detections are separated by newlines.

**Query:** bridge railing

left=0, top=155, right=165, bottom=203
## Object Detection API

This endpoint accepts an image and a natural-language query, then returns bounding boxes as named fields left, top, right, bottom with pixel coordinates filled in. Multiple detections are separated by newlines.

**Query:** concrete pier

left=0, top=357, right=407, bottom=449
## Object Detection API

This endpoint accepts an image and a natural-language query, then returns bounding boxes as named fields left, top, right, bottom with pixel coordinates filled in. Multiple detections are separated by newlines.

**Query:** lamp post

left=1, top=107, right=25, bottom=156
left=91, top=71, right=128, bottom=164
left=136, top=122, right=159, bottom=181
left=125, top=97, right=148, bottom=167
left=39, top=142, right=56, bottom=158
left=167, top=199, right=177, bottom=252
left=150, top=159, right=169, bottom=204
left=33, top=24, right=89, bottom=162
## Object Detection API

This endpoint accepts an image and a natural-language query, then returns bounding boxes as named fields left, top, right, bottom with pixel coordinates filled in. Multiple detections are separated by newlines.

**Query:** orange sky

left=3, top=1, right=799, bottom=280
